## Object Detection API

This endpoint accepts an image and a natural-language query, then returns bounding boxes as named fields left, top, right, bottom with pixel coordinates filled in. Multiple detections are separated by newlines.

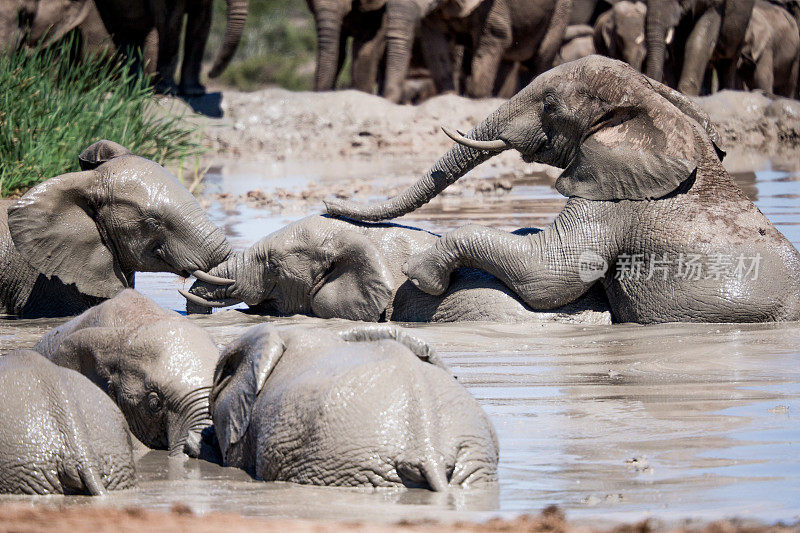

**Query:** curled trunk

left=382, top=0, right=422, bottom=103
left=168, top=386, right=214, bottom=457
left=209, top=0, right=250, bottom=78
left=325, top=103, right=511, bottom=220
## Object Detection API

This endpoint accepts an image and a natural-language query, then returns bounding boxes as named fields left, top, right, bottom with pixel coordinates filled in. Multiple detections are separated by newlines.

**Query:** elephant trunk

left=644, top=4, right=671, bottom=81
left=383, top=0, right=422, bottom=103
left=168, top=386, right=214, bottom=457
left=325, top=104, right=510, bottom=221
left=313, top=7, right=345, bottom=90
left=184, top=246, right=270, bottom=311
left=208, top=0, right=249, bottom=78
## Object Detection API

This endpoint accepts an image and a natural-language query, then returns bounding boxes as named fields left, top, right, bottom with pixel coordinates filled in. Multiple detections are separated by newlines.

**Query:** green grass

left=0, top=40, right=202, bottom=197
left=205, top=0, right=319, bottom=91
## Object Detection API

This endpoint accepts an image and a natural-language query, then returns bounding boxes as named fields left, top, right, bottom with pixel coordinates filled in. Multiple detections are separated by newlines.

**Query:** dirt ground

left=1, top=503, right=797, bottom=533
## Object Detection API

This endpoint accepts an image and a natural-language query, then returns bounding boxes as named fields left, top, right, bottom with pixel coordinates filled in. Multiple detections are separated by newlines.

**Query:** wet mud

left=2, top=163, right=799, bottom=526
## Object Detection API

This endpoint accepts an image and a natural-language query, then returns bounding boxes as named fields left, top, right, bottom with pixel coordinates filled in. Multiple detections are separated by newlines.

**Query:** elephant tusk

left=441, top=127, right=510, bottom=152
left=665, top=27, right=674, bottom=45
left=178, top=289, right=238, bottom=308
left=635, top=33, right=645, bottom=45
left=192, top=270, right=235, bottom=285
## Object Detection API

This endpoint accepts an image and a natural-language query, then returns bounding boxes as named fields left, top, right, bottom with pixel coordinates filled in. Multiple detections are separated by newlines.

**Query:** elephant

left=324, top=56, right=800, bottom=324
left=0, top=0, right=248, bottom=96
left=210, top=323, right=499, bottom=490
left=180, top=215, right=611, bottom=324
left=0, top=140, right=231, bottom=318
left=0, top=350, right=136, bottom=495
left=593, top=1, right=647, bottom=71
left=306, top=0, right=387, bottom=92
left=382, top=0, right=573, bottom=102
left=738, top=0, right=799, bottom=98
left=644, top=0, right=756, bottom=95
left=33, top=289, right=221, bottom=459
left=554, top=24, right=595, bottom=66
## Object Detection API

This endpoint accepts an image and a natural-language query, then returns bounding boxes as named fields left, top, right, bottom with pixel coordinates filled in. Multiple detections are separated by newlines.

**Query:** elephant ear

left=338, top=325, right=452, bottom=374
left=310, top=231, right=393, bottom=322
left=40, top=326, right=121, bottom=391
left=7, top=170, right=128, bottom=299
left=78, top=140, right=133, bottom=171
left=210, top=324, right=285, bottom=459
left=593, top=11, right=615, bottom=57
left=31, top=0, right=92, bottom=47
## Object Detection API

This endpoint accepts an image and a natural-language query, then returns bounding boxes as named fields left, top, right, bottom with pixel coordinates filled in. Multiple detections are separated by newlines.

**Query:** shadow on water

left=1, top=165, right=800, bottom=524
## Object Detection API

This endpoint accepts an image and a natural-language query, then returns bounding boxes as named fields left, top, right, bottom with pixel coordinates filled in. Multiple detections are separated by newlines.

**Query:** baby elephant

left=0, top=350, right=136, bottom=495
left=212, top=324, right=499, bottom=490
left=182, top=215, right=610, bottom=324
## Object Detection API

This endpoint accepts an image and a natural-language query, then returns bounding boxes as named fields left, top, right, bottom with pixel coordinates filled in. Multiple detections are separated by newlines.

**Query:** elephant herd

left=314, top=0, right=800, bottom=100
left=2, top=56, right=800, bottom=495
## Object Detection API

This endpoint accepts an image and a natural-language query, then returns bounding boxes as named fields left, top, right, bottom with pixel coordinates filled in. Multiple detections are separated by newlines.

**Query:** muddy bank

left=168, top=88, right=800, bottom=175
left=0, top=504, right=794, bottom=533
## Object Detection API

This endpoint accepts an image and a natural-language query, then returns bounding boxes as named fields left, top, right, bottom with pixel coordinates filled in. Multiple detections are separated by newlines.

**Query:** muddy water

left=1, top=163, right=799, bottom=524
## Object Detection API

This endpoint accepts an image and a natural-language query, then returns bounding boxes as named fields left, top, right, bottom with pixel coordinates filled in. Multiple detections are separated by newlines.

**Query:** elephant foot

left=154, top=78, right=180, bottom=96
left=179, top=82, right=208, bottom=97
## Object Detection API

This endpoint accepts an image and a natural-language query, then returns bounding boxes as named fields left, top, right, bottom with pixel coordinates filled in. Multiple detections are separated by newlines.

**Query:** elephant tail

left=396, top=456, right=450, bottom=492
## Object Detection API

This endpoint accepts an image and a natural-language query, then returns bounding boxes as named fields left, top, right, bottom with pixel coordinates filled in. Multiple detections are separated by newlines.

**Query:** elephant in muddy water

left=211, top=323, right=498, bottom=490
left=0, top=140, right=231, bottom=318
left=0, top=350, right=136, bottom=495
left=325, top=56, right=800, bottom=324
left=181, top=215, right=611, bottom=324
left=644, top=0, right=756, bottom=95
left=738, top=0, right=800, bottom=98
left=34, top=290, right=220, bottom=459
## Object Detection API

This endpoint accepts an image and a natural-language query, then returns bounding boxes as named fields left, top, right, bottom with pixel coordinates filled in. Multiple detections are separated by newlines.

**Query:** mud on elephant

left=34, top=290, right=220, bottom=459
left=181, top=215, right=611, bottom=324
left=0, top=350, right=136, bottom=495
left=211, top=323, right=498, bottom=490
left=0, top=140, right=231, bottom=318
left=325, top=56, right=800, bottom=324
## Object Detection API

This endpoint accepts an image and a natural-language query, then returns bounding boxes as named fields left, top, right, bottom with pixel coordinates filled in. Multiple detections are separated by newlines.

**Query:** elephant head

left=34, top=290, right=220, bottom=458
left=382, top=0, right=482, bottom=102
left=181, top=216, right=395, bottom=321
left=8, top=140, right=231, bottom=300
left=594, top=1, right=647, bottom=71
left=0, top=0, right=92, bottom=50
left=643, top=0, right=682, bottom=82
left=208, top=0, right=251, bottom=79
left=325, top=55, right=726, bottom=221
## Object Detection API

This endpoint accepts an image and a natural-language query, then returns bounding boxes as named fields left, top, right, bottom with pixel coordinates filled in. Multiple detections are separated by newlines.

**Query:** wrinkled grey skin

left=0, top=350, right=136, bottom=495
left=593, top=1, right=647, bottom=71
left=325, top=56, right=800, bottom=324
left=211, top=323, right=498, bottom=490
left=554, top=24, right=595, bottom=66
left=185, top=215, right=611, bottom=324
left=645, top=0, right=755, bottom=95
left=0, top=140, right=230, bottom=318
left=739, top=0, right=799, bottom=98
left=34, top=290, right=219, bottom=459
left=0, top=0, right=92, bottom=51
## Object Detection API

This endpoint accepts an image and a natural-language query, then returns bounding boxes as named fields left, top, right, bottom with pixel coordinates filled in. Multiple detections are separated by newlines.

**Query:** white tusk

left=192, top=270, right=235, bottom=285
left=179, top=289, right=237, bottom=308
left=665, top=27, right=674, bottom=45
left=441, top=127, right=510, bottom=151
left=635, top=33, right=645, bottom=45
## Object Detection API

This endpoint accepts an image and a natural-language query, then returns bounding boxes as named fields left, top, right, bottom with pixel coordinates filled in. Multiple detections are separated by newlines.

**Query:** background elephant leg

left=531, top=0, right=573, bottom=74
left=404, top=223, right=604, bottom=310
left=466, top=6, right=511, bottom=98
left=351, top=23, right=386, bottom=93
left=752, top=51, right=775, bottom=93
left=179, top=0, right=212, bottom=96
left=419, top=21, right=456, bottom=94
left=493, top=60, right=518, bottom=98
left=150, top=0, right=185, bottom=94
left=677, top=8, right=721, bottom=95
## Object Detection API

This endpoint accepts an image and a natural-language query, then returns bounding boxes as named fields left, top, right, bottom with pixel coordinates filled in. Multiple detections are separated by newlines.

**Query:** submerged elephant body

left=212, top=324, right=498, bottom=490
left=184, top=215, right=611, bottom=324
left=325, top=56, right=800, bottom=324
left=34, top=290, right=220, bottom=458
left=0, top=141, right=230, bottom=318
left=0, top=350, right=135, bottom=495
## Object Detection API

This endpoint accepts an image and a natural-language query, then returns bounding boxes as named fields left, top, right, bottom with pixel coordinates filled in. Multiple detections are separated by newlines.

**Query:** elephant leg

left=351, top=23, right=386, bottom=94
left=493, top=60, right=518, bottom=98
left=151, top=0, right=185, bottom=94
left=179, top=0, right=212, bottom=96
left=531, top=0, right=573, bottom=74
left=419, top=20, right=456, bottom=95
left=677, top=7, right=721, bottom=95
left=753, top=51, right=775, bottom=93
left=403, top=212, right=612, bottom=310
left=466, top=3, right=512, bottom=98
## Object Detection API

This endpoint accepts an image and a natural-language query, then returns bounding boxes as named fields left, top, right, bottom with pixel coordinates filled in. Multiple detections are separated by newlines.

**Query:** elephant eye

left=147, top=391, right=163, bottom=414
left=144, top=217, right=161, bottom=231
